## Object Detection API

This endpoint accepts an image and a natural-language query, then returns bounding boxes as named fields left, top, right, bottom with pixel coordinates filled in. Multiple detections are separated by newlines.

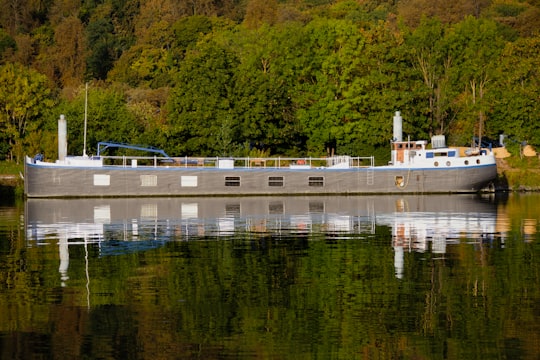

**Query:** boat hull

left=24, top=161, right=498, bottom=198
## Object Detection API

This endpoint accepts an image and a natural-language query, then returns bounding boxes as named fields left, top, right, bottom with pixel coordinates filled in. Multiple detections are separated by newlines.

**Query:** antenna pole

left=83, top=83, right=88, bottom=157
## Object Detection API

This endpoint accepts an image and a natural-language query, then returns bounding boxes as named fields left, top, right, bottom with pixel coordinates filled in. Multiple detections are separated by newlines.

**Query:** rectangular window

left=268, top=176, right=284, bottom=187
left=225, top=176, right=240, bottom=187
left=426, top=152, right=434, bottom=159
left=269, top=202, right=284, bottom=214
left=308, top=176, right=324, bottom=187
left=94, top=174, right=110, bottom=186
left=181, top=176, right=198, bottom=187
left=309, top=202, right=324, bottom=213
left=140, top=175, right=157, bottom=187
left=225, top=203, right=241, bottom=217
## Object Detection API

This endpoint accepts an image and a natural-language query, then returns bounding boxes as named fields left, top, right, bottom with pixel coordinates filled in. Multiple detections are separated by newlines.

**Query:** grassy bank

left=496, top=155, right=540, bottom=191
left=0, top=161, right=23, bottom=175
left=0, top=161, right=24, bottom=200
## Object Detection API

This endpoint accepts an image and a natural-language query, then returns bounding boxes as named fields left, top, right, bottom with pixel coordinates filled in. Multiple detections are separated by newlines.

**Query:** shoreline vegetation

left=1, top=146, right=539, bottom=198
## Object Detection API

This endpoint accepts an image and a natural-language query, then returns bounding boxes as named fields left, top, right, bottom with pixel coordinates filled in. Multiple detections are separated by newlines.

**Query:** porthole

left=434, top=161, right=439, bottom=167
left=464, top=160, right=469, bottom=165
left=446, top=161, right=451, bottom=166
left=476, top=159, right=481, bottom=165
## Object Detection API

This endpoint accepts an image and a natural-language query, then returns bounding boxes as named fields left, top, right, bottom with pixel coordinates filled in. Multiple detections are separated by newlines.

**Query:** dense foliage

left=0, top=0, right=539, bottom=162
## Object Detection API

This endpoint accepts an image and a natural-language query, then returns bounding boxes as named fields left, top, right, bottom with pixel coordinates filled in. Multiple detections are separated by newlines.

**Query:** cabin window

left=309, top=176, right=324, bottom=187
left=225, top=176, right=240, bottom=186
left=426, top=152, right=434, bottom=159
left=94, top=174, right=110, bottom=186
left=226, top=203, right=241, bottom=217
left=181, top=176, right=198, bottom=187
left=268, top=176, right=284, bottom=187
left=140, top=175, right=157, bottom=187
left=309, top=202, right=324, bottom=213
left=448, top=151, right=456, bottom=157
left=269, top=202, right=284, bottom=214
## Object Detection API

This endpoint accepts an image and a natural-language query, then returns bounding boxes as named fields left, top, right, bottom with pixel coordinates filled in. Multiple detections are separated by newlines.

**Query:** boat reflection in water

left=25, top=195, right=503, bottom=283
left=380, top=197, right=502, bottom=278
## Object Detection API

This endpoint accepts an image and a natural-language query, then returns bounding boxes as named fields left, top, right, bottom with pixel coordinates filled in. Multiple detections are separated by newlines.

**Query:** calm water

left=0, top=193, right=539, bottom=359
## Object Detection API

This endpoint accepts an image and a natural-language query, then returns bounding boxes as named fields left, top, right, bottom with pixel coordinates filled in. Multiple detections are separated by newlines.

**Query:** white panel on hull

left=141, top=204, right=158, bottom=219
left=140, top=175, right=157, bottom=187
left=181, top=176, right=198, bottom=187
left=94, top=205, right=111, bottom=223
left=181, top=203, right=198, bottom=218
left=93, top=174, right=110, bottom=186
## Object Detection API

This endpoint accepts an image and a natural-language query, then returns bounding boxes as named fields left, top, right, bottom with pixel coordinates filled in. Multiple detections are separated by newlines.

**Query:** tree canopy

left=0, top=0, right=539, bottom=161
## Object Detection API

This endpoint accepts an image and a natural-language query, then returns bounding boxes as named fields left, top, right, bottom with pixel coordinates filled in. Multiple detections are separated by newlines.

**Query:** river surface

left=0, top=193, right=539, bottom=359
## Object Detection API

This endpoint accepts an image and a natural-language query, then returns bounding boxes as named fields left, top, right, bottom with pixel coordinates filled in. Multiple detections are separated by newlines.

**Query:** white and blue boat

left=24, top=112, right=497, bottom=198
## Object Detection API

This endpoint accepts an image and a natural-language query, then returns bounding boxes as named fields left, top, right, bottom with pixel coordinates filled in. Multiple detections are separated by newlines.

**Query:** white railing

left=98, top=155, right=375, bottom=169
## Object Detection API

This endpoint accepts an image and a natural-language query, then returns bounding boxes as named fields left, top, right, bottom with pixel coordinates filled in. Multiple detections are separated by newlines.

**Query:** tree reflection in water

left=0, top=194, right=538, bottom=358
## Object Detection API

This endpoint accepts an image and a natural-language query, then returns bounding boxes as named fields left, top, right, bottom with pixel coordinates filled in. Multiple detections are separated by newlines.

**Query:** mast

left=83, top=82, right=88, bottom=157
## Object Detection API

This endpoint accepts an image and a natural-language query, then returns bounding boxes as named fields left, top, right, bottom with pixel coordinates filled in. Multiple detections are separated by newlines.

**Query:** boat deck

left=91, top=155, right=376, bottom=170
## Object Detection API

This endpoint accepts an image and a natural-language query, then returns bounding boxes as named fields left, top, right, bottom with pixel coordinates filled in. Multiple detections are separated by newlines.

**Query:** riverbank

left=496, top=157, right=540, bottom=191
left=0, top=174, right=23, bottom=200
left=0, top=162, right=24, bottom=200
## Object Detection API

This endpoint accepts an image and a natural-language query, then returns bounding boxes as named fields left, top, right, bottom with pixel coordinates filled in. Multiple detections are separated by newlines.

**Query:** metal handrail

left=98, top=155, right=375, bottom=169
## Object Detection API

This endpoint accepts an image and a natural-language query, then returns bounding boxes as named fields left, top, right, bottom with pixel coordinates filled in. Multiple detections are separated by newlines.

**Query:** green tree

left=0, top=63, right=54, bottom=162
left=405, top=17, right=453, bottom=137
left=0, top=28, right=16, bottom=63
left=291, top=19, right=415, bottom=157
left=166, top=41, right=239, bottom=156
left=86, top=19, right=118, bottom=80
left=128, top=20, right=176, bottom=87
left=0, top=0, right=52, bottom=34
left=177, top=0, right=217, bottom=16
left=243, top=0, right=278, bottom=29
left=490, top=36, right=540, bottom=147
left=397, top=0, right=491, bottom=28
left=342, top=22, right=418, bottom=156
left=172, top=15, right=213, bottom=51
left=51, top=85, right=142, bottom=157
left=230, top=25, right=302, bottom=155
left=84, top=0, right=138, bottom=81
left=278, top=18, right=363, bottom=155
left=443, top=17, right=505, bottom=146
left=125, top=87, right=170, bottom=152
left=51, top=16, right=87, bottom=87
left=25, top=25, right=54, bottom=76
